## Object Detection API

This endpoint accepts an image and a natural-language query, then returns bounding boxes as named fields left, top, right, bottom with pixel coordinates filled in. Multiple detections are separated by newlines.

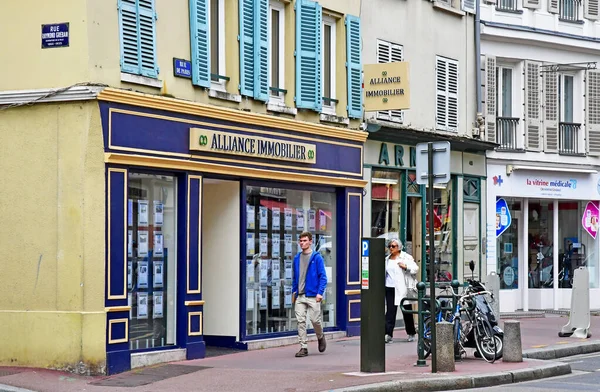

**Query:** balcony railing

left=496, top=117, right=520, bottom=150
left=559, top=122, right=581, bottom=155
left=560, top=0, right=581, bottom=22
left=496, top=0, right=519, bottom=12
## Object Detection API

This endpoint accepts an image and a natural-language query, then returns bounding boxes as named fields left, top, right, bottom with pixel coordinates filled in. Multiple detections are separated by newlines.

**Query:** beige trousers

left=295, top=294, right=324, bottom=348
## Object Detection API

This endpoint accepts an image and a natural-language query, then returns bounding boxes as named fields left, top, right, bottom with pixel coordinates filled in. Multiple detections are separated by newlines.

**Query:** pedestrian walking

left=292, top=231, right=328, bottom=357
left=385, top=239, right=419, bottom=343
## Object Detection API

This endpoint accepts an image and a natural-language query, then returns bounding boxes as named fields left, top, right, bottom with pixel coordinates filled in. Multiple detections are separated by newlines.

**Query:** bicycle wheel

left=453, top=317, right=461, bottom=359
left=474, top=317, right=498, bottom=363
left=423, top=316, right=432, bottom=359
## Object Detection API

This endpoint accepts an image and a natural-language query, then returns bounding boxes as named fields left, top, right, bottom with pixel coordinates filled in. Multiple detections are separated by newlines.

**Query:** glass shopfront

left=244, top=185, right=337, bottom=336
left=425, top=182, right=454, bottom=282
left=127, top=173, right=178, bottom=350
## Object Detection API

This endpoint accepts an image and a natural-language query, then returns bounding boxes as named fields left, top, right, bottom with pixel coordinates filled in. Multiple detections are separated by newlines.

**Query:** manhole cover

left=0, top=369, right=24, bottom=377
left=89, top=364, right=211, bottom=387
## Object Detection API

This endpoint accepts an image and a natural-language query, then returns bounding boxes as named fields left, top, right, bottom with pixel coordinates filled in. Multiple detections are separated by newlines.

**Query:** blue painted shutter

left=119, top=0, right=142, bottom=74
left=190, top=0, right=211, bottom=88
left=295, top=0, right=322, bottom=111
left=254, top=0, right=269, bottom=101
left=118, top=0, right=158, bottom=77
left=345, top=15, right=362, bottom=119
left=138, top=0, right=158, bottom=78
left=239, top=0, right=254, bottom=95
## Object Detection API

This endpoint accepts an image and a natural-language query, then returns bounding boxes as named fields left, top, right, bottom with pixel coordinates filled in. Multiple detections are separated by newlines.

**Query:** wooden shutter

left=254, top=0, right=269, bottom=101
left=190, top=0, right=211, bottom=88
left=346, top=14, right=362, bottom=119
left=119, top=0, right=157, bottom=77
left=585, top=0, right=600, bottom=20
left=138, top=0, right=157, bottom=78
left=239, top=0, right=255, bottom=95
left=484, top=55, right=497, bottom=143
left=543, top=70, right=559, bottom=152
left=524, top=61, right=541, bottom=150
left=376, top=40, right=403, bottom=123
left=586, top=70, right=600, bottom=155
left=436, top=57, right=448, bottom=131
left=447, top=60, right=459, bottom=132
left=548, top=0, right=559, bottom=13
left=295, top=0, right=322, bottom=111
left=523, top=0, right=541, bottom=9
left=462, top=0, right=476, bottom=13
left=119, top=0, right=140, bottom=75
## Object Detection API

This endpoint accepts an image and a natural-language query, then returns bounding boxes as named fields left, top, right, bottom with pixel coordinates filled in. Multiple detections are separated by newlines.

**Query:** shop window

left=528, top=200, right=555, bottom=289
left=245, top=186, right=336, bottom=336
left=497, top=198, right=519, bottom=290
left=371, top=171, right=401, bottom=239
left=127, top=173, right=177, bottom=350
left=463, top=177, right=480, bottom=202
left=425, top=182, right=453, bottom=282
left=407, top=171, right=420, bottom=195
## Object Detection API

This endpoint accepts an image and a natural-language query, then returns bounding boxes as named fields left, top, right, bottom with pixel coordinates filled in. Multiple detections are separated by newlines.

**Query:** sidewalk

left=0, top=315, right=596, bottom=392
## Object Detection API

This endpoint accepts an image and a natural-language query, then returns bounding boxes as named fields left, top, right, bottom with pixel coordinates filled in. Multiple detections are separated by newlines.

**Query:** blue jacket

left=292, top=251, right=327, bottom=297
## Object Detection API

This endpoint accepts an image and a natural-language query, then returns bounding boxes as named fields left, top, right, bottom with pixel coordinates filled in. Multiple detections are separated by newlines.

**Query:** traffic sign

left=415, top=141, right=451, bottom=185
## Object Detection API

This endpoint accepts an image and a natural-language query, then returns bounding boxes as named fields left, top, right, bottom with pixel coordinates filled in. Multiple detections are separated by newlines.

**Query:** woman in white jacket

left=384, top=239, right=419, bottom=343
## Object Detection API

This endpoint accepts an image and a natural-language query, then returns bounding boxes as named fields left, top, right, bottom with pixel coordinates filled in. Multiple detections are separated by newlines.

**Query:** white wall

left=480, top=0, right=600, bottom=40
left=361, top=0, right=477, bottom=137
left=202, top=180, right=240, bottom=338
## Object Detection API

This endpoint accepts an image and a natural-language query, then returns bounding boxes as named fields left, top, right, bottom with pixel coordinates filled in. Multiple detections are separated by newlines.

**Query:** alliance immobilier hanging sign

left=363, top=62, right=410, bottom=112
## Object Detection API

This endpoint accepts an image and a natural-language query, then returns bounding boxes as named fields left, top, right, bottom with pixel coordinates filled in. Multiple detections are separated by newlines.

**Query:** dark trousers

left=385, top=286, right=416, bottom=336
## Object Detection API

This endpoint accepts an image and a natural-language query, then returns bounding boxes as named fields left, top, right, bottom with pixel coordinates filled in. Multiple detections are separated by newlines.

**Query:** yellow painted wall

left=85, top=0, right=360, bottom=127
left=0, top=102, right=106, bottom=372
left=0, top=0, right=90, bottom=90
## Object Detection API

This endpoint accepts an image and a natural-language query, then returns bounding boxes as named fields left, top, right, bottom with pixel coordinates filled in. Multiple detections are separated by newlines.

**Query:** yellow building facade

left=0, top=0, right=366, bottom=374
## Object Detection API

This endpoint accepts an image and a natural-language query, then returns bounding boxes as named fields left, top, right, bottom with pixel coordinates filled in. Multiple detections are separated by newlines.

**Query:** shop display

left=272, top=283, right=280, bottom=310
left=153, top=233, right=163, bottom=256
left=128, top=230, right=133, bottom=257
left=153, top=292, right=163, bottom=318
left=260, top=233, right=268, bottom=255
left=153, top=260, right=164, bottom=288
left=138, top=231, right=149, bottom=257
left=296, top=208, right=305, bottom=230
left=128, top=261, right=133, bottom=289
left=246, top=233, right=255, bottom=256
left=153, top=201, right=163, bottom=226
left=247, top=205, right=255, bottom=230
left=138, top=261, right=149, bottom=289
left=138, top=200, right=149, bottom=226
left=284, top=234, right=293, bottom=256
left=308, top=209, right=316, bottom=231
left=137, top=293, right=148, bottom=319
left=272, top=208, right=280, bottom=231
left=284, top=285, right=293, bottom=309
left=259, top=206, right=268, bottom=230
left=284, top=208, right=293, bottom=229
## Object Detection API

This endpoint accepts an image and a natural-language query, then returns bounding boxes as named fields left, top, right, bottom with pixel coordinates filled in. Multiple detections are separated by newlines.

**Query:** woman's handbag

left=404, top=273, right=418, bottom=299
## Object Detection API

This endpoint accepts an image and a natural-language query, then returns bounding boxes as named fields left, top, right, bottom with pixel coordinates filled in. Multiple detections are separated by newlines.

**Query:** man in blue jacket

left=292, top=231, right=328, bottom=357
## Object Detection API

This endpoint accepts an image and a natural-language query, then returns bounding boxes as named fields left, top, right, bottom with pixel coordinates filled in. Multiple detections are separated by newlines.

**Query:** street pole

left=427, top=142, right=437, bottom=373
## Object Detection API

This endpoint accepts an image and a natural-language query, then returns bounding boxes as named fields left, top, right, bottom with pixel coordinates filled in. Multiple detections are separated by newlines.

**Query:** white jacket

left=386, top=252, right=419, bottom=306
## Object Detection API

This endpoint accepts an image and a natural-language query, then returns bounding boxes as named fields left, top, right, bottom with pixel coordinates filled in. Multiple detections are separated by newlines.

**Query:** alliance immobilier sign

left=363, top=62, right=410, bottom=111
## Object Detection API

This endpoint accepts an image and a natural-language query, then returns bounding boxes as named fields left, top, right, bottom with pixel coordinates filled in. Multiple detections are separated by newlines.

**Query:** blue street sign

left=173, top=58, right=192, bottom=79
left=362, top=240, right=369, bottom=257
left=496, top=198, right=512, bottom=237
left=41, top=23, right=69, bottom=48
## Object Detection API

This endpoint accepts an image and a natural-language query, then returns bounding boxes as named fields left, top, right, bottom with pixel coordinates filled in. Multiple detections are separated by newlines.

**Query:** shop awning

left=366, top=124, right=498, bottom=153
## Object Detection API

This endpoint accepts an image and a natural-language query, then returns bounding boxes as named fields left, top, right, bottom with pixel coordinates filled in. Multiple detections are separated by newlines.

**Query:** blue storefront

left=99, top=89, right=367, bottom=374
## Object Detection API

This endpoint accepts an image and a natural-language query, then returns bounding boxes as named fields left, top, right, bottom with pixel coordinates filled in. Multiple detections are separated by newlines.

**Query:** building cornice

left=97, top=88, right=369, bottom=143
left=0, top=85, right=105, bottom=106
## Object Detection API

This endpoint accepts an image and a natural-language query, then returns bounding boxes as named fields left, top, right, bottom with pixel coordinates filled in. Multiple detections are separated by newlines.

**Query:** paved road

left=471, top=353, right=600, bottom=391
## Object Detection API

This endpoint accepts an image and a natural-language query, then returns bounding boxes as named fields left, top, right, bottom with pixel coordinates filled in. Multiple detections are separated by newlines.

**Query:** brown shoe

left=295, top=348, right=308, bottom=357
left=318, top=336, right=327, bottom=353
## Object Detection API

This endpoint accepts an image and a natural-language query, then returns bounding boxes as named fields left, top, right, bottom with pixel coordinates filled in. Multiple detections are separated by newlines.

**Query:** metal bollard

left=436, top=321, right=455, bottom=372
left=416, top=281, right=427, bottom=367
left=502, top=320, right=522, bottom=362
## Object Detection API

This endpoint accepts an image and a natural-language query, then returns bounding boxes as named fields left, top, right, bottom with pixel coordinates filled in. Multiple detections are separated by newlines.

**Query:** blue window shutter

left=345, top=15, right=362, bottom=119
left=239, top=0, right=255, bottom=96
left=119, top=0, right=141, bottom=74
left=190, top=0, right=211, bottom=88
left=254, top=0, right=269, bottom=101
left=138, top=0, right=158, bottom=78
left=295, top=0, right=322, bottom=111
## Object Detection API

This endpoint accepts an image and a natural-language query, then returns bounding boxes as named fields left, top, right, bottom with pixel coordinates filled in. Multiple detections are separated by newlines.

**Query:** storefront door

left=202, top=179, right=241, bottom=342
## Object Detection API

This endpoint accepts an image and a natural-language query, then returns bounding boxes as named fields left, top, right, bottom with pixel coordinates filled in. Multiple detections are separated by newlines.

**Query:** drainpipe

left=475, top=0, right=484, bottom=136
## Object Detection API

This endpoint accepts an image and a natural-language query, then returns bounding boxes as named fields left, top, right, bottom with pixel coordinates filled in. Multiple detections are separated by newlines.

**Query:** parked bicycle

left=422, top=261, right=503, bottom=363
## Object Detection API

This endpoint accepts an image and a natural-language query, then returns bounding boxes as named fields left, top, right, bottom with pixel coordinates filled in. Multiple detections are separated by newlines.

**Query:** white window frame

left=497, top=65, right=514, bottom=118
left=321, top=15, right=337, bottom=115
left=209, top=0, right=226, bottom=91
left=269, top=1, right=285, bottom=104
